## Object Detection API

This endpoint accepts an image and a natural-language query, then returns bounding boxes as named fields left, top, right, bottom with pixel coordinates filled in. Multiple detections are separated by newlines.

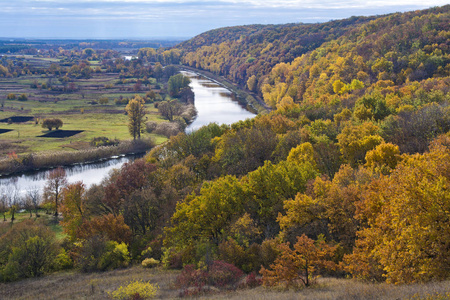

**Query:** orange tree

left=260, top=234, right=338, bottom=288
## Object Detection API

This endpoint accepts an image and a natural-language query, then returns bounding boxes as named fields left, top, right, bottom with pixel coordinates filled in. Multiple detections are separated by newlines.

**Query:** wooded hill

left=1, top=5, right=449, bottom=293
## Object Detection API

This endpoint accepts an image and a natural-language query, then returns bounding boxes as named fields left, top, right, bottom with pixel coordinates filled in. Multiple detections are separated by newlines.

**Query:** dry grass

left=1, top=268, right=449, bottom=300
left=0, top=266, right=180, bottom=300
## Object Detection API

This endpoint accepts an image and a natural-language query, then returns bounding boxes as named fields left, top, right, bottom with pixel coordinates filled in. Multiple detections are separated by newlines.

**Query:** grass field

left=0, top=265, right=448, bottom=300
left=0, top=56, right=170, bottom=156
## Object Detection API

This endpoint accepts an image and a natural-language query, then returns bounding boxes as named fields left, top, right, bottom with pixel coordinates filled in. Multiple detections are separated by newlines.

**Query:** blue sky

left=0, top=0, right=448, bottom=39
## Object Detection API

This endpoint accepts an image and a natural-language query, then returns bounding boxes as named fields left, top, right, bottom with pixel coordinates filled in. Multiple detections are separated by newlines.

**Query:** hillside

left=1, top=5, right=450, bottom=297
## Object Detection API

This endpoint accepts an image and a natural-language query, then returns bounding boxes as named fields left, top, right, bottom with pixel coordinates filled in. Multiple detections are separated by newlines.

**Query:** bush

left=176, top=261, right=244, bottom=296
left=109, top=280, right=159, bottom=299
left=6, top=93, right=16, bottom=100
left=153, top=122, right=182, bottom=138
left=90, top=136, right=120, bottom=147
left=75, top=235, right=130, bottom=272
left=18, top=94, right=28, bottom=101
left=142, top=258, right=160, bottom=268
left=0, top=220, right=59, bottom=282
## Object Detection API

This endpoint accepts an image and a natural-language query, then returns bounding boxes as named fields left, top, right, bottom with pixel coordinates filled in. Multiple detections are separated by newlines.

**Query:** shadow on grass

left=38, top=130, right=84, bottom=138
left=0, top=129, right=13, bottom=134
left=0, top=116, right=34, bottom=123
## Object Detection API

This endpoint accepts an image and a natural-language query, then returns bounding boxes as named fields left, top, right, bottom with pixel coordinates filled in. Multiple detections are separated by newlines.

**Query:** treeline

left=176, top=15, right=378, bottom=87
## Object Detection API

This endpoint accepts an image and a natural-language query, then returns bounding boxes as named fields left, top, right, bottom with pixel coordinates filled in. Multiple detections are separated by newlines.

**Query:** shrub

left=142, top=258, right=160, bottom=268
left=153, top=122, right=182, bottom=138
left=6, top=93, right=16, bottom=100
left=0, top=220, right=59, bottom=282
left=75, top=235, right=130, bottom=272
left=109, top=280, right=159, bottom=299
left=18, top=94, right=28, bottom=101
left=176, top=260, right=244, bottom=296
left=243, top=272, right=262, bottom=288
left=90, top=136, right=120, bottom=147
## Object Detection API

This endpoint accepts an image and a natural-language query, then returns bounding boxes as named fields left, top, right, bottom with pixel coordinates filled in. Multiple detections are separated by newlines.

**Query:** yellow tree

left=344, top=135, right=450, bottom=283
left=60, top=182, right=86, bottom=241
left=125, top=95, right=146, bottom=140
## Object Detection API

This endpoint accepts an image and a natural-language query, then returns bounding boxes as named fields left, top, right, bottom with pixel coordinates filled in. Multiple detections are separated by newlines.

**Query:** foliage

left=260, top=234, right=338, bottom=288
left=176, top=260, right=244, bottom=296
left=125, top=95, right=147, bottom=140
left=42, top=118, right=63, bottom=131
left=109, top=280, right=159, bottom=299
left=43, top=167, right=67, bottom=218
left=77, top=214, right=132, bottom=244
left=0, top=220, right=59, bottom=282
left=344, top=135, right=450, bottom=283
left=142, top=258, right=160, bottom=268
left=75, top=235, right=130, bottom=272
left=168, top=73, right=191, bottom=97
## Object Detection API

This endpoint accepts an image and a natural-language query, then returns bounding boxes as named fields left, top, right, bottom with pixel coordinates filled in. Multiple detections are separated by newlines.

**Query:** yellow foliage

left=109, top=280, right=158, bottom=299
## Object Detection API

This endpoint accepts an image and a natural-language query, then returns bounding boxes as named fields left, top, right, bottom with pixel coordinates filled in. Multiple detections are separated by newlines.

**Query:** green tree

left=42, top=118, right=63, bottom=131
left=168, top=74, right=191, bottom=97
left=125, top=96, right=146, bottom=140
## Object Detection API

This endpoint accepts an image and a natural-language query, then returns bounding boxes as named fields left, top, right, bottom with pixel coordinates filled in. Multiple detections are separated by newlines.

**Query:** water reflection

left=183, top=71, right=256, bottom=131
left=0, top=154, right=142, bottom=195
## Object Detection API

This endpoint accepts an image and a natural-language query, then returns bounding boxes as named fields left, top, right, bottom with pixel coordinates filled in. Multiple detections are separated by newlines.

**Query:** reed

left=0, top=139, right=154, bottom=176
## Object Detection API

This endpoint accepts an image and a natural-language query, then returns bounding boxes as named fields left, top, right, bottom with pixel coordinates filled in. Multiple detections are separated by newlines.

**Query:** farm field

left=0, top=55, right=169, bottom=156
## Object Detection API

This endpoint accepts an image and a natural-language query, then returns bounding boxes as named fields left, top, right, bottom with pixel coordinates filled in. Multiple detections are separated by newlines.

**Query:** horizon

left=1, top=1, right=449, bottom=40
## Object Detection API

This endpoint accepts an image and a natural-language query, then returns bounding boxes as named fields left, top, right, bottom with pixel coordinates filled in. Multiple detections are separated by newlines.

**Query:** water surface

left=184, top=71, right=256, bottom=131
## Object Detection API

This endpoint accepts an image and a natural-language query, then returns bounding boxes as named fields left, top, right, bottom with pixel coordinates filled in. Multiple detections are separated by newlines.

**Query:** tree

left=344, top=135, right=450, bottom=283
left=60, top=182, right=86, bottom=241
left=260, top=234, right=338, bottom=287
left=157, top=100, right=182, bottom=122
left=26, top=188, right=41, bottom=218
left=42, top=118, right=63, bottom=131
left=125, top=96, right=146, bottom=140
left=168, top=74, right=191, bottom=97
left=43, top=167, right=67, bottom=218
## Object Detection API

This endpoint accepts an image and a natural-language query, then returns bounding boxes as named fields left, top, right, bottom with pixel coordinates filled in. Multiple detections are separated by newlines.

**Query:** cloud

left=0, top=0, right=447, bottom=38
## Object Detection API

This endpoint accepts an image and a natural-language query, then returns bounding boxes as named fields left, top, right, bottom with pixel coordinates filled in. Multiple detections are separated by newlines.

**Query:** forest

left=1, top=4, right=450, bottom=299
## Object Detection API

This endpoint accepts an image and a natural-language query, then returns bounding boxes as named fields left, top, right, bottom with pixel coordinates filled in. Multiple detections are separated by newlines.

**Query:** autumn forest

left=1, top=4, right=450, bottom=299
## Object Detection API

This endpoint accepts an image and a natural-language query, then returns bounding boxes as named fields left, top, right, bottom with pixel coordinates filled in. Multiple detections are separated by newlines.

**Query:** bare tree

left=43, top=167, right=67, bottom=219
left=27, top=187, right=42, bottom=217
left=0, top=186, right=8, bottom=222
left=4, top=185, right=19, bottom=223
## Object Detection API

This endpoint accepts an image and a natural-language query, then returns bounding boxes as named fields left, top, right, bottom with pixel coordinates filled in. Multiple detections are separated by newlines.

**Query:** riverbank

left=178, top=65, right=271, bottom=115
left=0, top=139, right=153, bottom=177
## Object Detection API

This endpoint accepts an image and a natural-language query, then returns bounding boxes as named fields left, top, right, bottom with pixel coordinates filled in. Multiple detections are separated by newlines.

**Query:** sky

left=0, top=0, right=448, bottom=39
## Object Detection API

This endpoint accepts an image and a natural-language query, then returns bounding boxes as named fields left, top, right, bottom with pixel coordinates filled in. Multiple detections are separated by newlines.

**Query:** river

left=0, top=72, right=256, bottom=195
left=183, top=71, right=256, bottom=131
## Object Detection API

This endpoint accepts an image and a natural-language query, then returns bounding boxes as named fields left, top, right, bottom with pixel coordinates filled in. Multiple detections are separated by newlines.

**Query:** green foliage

left=75, top=235, right=130, bottom=272
left=0, top=220, right=60, bottom=282
left=168, top=73, right=191, bottom=97
left=125, top=95, right=146, bottom=140
left=42, top=118, right=63, bottom=131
